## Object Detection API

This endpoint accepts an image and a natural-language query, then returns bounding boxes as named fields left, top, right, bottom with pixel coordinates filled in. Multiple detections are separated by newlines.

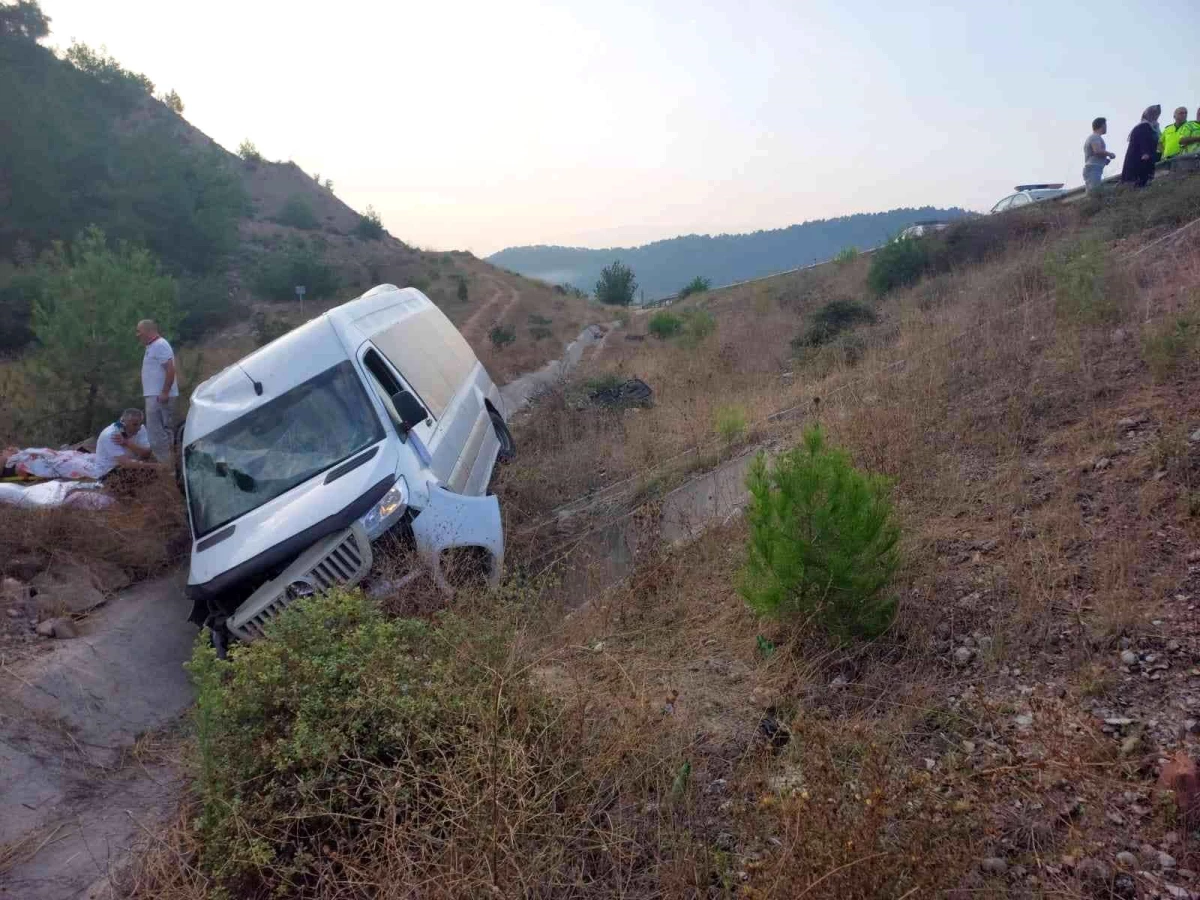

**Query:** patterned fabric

left=3, top=448, right=108, bottom=481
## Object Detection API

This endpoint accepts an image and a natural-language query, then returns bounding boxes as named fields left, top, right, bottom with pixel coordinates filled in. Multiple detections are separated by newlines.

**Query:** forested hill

left=489, top=207, right=974, bottom=300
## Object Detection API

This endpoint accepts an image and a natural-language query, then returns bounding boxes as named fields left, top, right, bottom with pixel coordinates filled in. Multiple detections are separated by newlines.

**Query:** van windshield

left=185, top=360, right=385, bottom=537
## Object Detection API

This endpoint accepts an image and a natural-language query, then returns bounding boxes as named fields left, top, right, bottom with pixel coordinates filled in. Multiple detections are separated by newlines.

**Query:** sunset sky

left=39, top=0, right=1200, bottom=255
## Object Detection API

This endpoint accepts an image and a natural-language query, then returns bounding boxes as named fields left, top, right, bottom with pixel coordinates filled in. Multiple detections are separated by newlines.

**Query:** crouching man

left=96, top=409, right=160, bottom=494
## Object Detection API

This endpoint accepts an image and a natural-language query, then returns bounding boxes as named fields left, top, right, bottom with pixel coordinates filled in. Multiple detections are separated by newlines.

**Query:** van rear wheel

left=489, top=408, right=516, bottom=462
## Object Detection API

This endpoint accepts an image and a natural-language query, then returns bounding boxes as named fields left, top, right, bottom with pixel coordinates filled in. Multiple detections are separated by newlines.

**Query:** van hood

left=186, top=441, right=398, bottom=589
left=185, top=318, right=351, bottom=443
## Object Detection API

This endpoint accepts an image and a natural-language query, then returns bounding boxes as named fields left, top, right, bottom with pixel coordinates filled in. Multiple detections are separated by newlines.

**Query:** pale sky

left=39, top=0, right=1200, bottom=256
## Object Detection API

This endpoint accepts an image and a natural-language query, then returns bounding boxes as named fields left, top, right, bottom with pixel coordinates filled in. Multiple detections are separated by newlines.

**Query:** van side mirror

left=391, top=390, right=427, bottom=431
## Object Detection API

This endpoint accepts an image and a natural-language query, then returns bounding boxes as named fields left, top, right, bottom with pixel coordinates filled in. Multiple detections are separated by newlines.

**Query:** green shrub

left=648, top=311, right=683, bottom=339
left=185, top=588, right=584, bottom=896
left=353, top=205, right=385, bottom=240
left=489, top=324, right=516, bottom=348
left=740, top=426, right=900, bottom=640
left=251, top=244, right=340, bottom=302
left=680, top=308, right=716, bottom=345
left=867, top=237, right=928, bottom=296
left=529, top=324, right=552, bottom=341
left=595, top=259, right=637, bottom=306
left=1045, top=239, right=1120, bottom=323
left=237, top=139, right=262, bottom=163
left=528, top=312, right=552, bottom=326
left=833, top=246, right=859, bottom=266
left=0, top=269, right=42, bottom=352
left=1142, top=310, right=1199, bottom=381
left=714, top=405, right=747, bottom=443
left=276, top=195, right=319, bottom=230
left=678, top=275, right=711, bottom=299
left=456, top=276, right=469, bottom=303
left=177, top=275, right=241, bottom=343
left=792, top=299, right=877, bottom=350
left=250, top=309, right=288, bottom=347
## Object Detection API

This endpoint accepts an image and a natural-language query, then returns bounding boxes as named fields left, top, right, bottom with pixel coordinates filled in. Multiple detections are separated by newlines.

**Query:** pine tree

left=30, top=226, right=176, bottom=438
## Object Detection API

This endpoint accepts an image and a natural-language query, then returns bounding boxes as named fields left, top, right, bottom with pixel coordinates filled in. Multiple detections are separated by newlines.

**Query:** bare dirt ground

left=0, top=574, right=194, bottom=899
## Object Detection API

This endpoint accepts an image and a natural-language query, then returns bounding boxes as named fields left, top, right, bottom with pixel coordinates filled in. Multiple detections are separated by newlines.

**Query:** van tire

left=489, top=408, right=516, bottom=462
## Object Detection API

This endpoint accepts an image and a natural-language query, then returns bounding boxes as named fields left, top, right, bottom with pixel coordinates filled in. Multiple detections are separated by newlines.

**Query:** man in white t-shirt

left=94, top=409, right=156, bottom=477
left=136, top=318, right=179, bottom=463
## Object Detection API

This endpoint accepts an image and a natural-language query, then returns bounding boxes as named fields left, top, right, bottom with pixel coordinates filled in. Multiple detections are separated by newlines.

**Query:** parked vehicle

left=989, top=183, right=1067, bottom=213
left=180, top=285, right=514, bottom=650
left=897, top=220, right=952, bottom=240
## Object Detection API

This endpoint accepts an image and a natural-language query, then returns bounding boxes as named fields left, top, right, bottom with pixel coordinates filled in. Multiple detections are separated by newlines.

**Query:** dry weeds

left=127, top=184, right=1200, bottom=896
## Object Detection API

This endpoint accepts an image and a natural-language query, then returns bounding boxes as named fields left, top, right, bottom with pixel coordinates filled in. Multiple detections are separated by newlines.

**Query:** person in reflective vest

left=1178, top=107, right=1200, bottom=156
left=1160, top=106, right=1190, bottom=159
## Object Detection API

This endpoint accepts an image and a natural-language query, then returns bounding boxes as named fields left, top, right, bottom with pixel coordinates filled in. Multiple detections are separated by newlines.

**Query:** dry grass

left=125, top=183, right=1200, bottom=897
left=0, top=469, right=188, bottom=584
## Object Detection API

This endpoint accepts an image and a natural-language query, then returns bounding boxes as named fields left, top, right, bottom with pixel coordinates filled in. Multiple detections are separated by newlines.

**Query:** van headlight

left=361, top=478, right=409, bottom=539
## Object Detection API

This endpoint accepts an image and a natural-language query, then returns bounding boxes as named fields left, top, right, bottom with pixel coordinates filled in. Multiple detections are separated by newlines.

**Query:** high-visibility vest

left=1180, top=121, right=1200, bottom=156
left=1161, top=122, right=1189, bottom=159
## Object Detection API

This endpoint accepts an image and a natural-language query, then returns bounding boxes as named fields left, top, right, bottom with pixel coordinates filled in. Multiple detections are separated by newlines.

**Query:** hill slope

left=488, top=206, right=974, bottom=299
left=0, top=18, right=588, bottom=428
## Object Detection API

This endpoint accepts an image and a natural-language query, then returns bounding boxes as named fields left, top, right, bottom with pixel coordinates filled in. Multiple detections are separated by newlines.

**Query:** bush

left=0, top=269, right=42, bottom=352
left=1045, top=239, right=1120, bottom=323
left=792, top=299, right=877, bottom=350
left=276, top=195, right=319, bottom=230
left=529, top=324, right=552, bottom=341
left=177, top=275, right=241, bottom=344
left=237, top=139, right=262, bottom=163
left=648, top=311, right=683, bottom=339
left=680, top=308, right=716, bottom=345
left=595, top=259, right=637, bottom=306
left=251, top=243, right=340, bottom=302
left=489, top=324, right=515, bottom=348
left=867, top=237, right=928, bottom=296
left=456, top=276, right=468, bottom=303
left=678, top=275, right=711, bottom=299
left=528, top=313, right=552, bottom=326
left=353, top=205, right=384, bottom=240
left=714, top=405, right=747, bottom=443
left=185, top=589, right=593, bottom=896
left=833, top=246, right=859, bottom=266
left=740, top=426, right=900, bottom=640
left=250, top=309, right=288, bottom=347
left=1143, top=309, right=1199, bottom=381
left=30, top=226, right=176, bottom=438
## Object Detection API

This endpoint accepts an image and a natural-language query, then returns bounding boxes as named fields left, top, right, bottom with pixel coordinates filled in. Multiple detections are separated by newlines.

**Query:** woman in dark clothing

left=1122, top=105, right=1162, bottom=186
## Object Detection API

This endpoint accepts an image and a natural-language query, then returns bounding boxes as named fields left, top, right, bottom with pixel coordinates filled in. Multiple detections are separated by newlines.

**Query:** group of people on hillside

left=1, top=319, right=180, bottom=491
left=1084, top=105, right=1200, bottom=192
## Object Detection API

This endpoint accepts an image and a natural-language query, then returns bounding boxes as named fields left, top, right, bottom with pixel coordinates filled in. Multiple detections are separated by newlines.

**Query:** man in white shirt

left=136, top=318, right=179, bottom=463
left=94, top=409, right=156, bottom=477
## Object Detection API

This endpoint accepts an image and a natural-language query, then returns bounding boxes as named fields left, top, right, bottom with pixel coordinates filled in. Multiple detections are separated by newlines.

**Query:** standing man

left=1178, top=107, right=1200, bottom=155
left=1160, top=106, right=1191, bottom=162
left=136, top=318, right=179, bottom=463
left=1083, top=117, right=1116, bottom=193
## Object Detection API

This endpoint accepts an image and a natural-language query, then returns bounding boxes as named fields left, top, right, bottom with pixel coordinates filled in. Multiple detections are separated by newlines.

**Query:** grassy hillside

left=488, top=206, right=974, bottom=300
left=0, top=12, right=590, bottom=444
left=127, top=173, right=1200, bottom=897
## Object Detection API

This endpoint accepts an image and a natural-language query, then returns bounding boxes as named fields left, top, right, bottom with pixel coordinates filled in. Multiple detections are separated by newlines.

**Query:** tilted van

left=180, top=285, right=514, bottom=648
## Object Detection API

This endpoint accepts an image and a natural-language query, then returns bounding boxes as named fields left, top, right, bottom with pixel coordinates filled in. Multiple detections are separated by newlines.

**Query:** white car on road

left=990, top=183, right=1067, bottom=213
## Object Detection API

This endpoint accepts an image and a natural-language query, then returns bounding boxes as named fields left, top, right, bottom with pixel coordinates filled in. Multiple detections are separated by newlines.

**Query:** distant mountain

left=489, top=207, right=974, bottom=300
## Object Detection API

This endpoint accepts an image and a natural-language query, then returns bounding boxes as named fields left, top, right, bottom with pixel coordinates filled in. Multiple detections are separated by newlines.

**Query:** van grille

left=229, top=526, right=372, bottom=640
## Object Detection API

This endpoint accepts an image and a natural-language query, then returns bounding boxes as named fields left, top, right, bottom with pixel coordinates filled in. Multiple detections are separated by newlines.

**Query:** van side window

left=362, top=348, right=404, bottom=428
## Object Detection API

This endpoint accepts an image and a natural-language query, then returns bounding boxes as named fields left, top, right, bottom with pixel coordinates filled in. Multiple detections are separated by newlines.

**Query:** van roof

left=184, top=285, right=431, bottom=443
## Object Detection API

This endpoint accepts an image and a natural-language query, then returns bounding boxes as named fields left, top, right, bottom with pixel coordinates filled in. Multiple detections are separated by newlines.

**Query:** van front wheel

left=489, top=408, right=516, bottom=462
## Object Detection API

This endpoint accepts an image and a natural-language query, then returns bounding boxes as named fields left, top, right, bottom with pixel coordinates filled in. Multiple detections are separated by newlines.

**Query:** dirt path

left=461, top=276, right=519, bottom=343
left=0, top=574, right=195, bottom=899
